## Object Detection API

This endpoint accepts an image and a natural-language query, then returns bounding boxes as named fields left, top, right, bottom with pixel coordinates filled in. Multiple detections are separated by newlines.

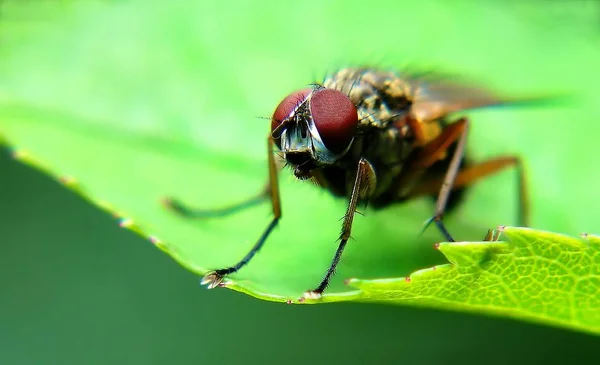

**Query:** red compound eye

left=271, top=88, right=313, bottom=133
left=309, top=88, right=358, bottom=153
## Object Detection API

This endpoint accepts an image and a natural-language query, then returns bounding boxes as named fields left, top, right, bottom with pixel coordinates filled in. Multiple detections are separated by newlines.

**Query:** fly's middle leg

left=162, top=189, right=269, bottom=219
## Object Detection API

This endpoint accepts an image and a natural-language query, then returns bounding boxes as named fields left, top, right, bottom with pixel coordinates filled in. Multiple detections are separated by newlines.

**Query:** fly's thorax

left=270, top=85, right=359, bottom=179
left=323, top=68, right=413, bottom=130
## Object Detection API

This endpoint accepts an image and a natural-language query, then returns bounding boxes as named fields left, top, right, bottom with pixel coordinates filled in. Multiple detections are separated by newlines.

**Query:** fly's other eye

left=271, top=88, right=313, bottom=133
left=309, top=88, right=358, bottom=154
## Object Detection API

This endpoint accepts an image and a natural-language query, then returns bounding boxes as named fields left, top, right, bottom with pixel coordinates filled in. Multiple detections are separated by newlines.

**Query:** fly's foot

left=483, top=225, right=505, bottom=242
left=201, top=270, right=227, bottom=289
left=160, top=196, right=174, bottom=209
left=161, top=196, right=192, bottom=217
left=300, top=289, right=323, bottom=302
left=421, top=215, right=455, bottom=242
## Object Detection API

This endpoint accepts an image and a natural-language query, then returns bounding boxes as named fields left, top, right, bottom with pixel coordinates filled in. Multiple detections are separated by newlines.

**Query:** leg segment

left=391, top=118, right=469, bottom=242
left=410, top=156, right=529, bottom=228
left=422, top=118, right=470, bottom=241
left=166, top=135, right=282, bottom=289
left=302, top=158, right=376, bottom=300
left=483, top=227, right=502, bottom=242
left=393, top=117, right=469, bottom=199
left=162, top=189, right=269, bottom=219
left=162, top=152, right=284, bottom=219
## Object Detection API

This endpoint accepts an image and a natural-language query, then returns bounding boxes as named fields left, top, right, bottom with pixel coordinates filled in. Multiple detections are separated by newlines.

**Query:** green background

left=1, top=0, right=600, bottom=363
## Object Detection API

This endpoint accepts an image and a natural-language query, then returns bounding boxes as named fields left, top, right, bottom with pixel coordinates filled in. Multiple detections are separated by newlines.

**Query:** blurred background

left=2, top=0, right=600, bottom=364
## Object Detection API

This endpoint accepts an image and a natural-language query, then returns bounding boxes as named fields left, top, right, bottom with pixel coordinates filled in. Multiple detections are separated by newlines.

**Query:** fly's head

left=270, top=86, right=359, bottom=180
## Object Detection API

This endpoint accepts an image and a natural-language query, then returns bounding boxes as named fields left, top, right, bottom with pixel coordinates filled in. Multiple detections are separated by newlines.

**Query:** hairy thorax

left=316, top=68, right=445, bottom=202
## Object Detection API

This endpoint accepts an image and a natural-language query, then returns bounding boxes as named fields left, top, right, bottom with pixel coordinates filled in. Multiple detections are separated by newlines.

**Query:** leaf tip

left=148, top=235, right=162, bottom=245
left=437, top=240, right=508, bottom=268
left=345, top=277, right=359, bottom=287
left=410, top=263, right=452, bottom=279
left=10, top=147, right=30, bottom=161
left=579, top=231, right=600, bottom=250
left=58, top=175, right=78, bottom=186
left=118, top=217, right=134, bottom=228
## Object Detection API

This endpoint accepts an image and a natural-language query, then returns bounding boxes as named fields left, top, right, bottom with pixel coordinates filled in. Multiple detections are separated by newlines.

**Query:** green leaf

left=1, top=0, right=599, bottom=334
left=349, top=227, right=600, bottom=335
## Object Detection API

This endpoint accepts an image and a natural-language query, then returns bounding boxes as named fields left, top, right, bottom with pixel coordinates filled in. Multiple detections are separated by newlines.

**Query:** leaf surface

left=1, top=0, right=599, bottom=334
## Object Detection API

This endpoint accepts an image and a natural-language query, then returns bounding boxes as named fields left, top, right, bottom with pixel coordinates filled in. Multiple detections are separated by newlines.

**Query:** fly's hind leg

left=411, top=155, right=529, bottom=231
left=406, top=123, right=528, bottom=241
left=162, top=135, right=282, bottom=288
left=423, top=118, right=470, bottom=242
left=389, top=117, right=470, bottom=242
left=397, top=117, right=528, bottom=242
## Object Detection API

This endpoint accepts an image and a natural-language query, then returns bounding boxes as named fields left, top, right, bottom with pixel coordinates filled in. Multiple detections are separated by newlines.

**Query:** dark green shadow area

left=1, top=147, right=599, bottom=364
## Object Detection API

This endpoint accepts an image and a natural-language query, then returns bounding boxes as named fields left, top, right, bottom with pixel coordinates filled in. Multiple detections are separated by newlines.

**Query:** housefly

left=163, top=67, right=529, bottom=300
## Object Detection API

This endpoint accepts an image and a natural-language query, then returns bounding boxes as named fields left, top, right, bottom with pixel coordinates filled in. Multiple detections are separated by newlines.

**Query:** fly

left=163, top=67, right=529, bottom=300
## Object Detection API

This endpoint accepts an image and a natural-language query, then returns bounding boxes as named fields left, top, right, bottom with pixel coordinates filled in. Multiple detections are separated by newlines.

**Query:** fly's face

left=270, top=86, right=359, bottom=179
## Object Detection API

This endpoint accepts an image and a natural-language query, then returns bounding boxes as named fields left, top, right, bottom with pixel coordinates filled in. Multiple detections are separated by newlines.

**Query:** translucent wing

left=402, top=72, right=559, bottom=122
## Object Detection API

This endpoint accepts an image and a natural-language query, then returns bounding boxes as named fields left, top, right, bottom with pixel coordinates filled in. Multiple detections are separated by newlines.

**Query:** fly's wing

left=402, top=72, right=561, bottom=122
left=410, top=77, right=502, bottom=121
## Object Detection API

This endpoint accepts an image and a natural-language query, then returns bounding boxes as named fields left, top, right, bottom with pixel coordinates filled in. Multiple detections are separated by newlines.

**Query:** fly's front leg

left=164, top=135, right=282, bottom=288
left=302, top=158, right=376, bottom=300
